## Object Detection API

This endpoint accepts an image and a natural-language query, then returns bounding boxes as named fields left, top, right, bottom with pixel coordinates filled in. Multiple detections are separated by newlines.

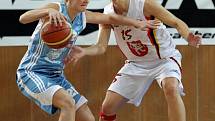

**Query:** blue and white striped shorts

left=16, top=70, right=87, bottom=114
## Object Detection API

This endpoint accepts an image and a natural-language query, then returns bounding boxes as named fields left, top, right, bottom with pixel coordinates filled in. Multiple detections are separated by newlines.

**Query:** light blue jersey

left=17, top=2, right=86, bottom=75
left=16, top=2, right=87, bottom=114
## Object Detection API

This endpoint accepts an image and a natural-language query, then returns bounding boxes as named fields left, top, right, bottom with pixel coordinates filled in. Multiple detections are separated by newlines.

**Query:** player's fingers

left=146, top=24, right=157, bottom=29
left=154, top=20, right=161, bottom=25
left=60, top=15, right=67, bottom=23
left=68, top=57, right=75, bottom=64
left=52, top=18, right=57, bottom=26
left=71, top=45, right=78, bottom=49
left=197, top=36, right=202, bottom=44
left=145, top=21, right=159, bottom=29
left=71, top=57, right=79, bottom=66
left=66, top=44, right=73, bottom=49
left=193, top=36, right=202, bottom=46
left=197, top=40, right=202, bottom=46
left=144, top=23, right=151, bottom=29
left=153, top=22, right=161, bottom=26
left=73, top=59, right=78, bottom=66
left=195, top=41, right=200, bottom=48
left=68, top=57, right=77, bottom=66
left=64, top=51, right=75, bottom=64
left=148, top=20, right=160, bottom=25
left=56, top=15, right=63, bottom=26
left=149, top=22, right=160, bottom=28
left=152, top=25, right=159, bottom=29
left=144, top=28, right=149, bottom=31
left=141, top=27, right=149, bottom=31
left=50, top=15, right=58, bottom=26
left=49, top=16, right=54, bottom=24
left=64, top=57, right=70, bottom=64
left=198, top=40, right=202, bottom=45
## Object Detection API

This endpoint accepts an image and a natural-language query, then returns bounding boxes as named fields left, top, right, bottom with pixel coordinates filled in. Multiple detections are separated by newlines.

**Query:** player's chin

left=79, top=6, right=87, bottom=11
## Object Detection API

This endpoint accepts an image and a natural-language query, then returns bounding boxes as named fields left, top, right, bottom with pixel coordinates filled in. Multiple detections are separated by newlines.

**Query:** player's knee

left=163, top=83, right=179, bottom=98
left=58, top=95, right=76, bottom=111
left=101, top=102, right=115, bottom=114
left=53, top=89, right=76, bottom=111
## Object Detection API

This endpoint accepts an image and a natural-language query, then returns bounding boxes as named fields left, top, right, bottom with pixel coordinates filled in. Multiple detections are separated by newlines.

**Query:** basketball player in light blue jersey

left=16, top=0, right=159, bottom=121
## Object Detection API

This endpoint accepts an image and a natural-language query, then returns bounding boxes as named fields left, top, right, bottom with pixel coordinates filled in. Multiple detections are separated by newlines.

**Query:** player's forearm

left=109, top=14, right=139, bottom=27
left=174, top=19, right=190, bottom=40
left=84, top=25, right=110, bottom=56
left=84, top=44, right=106, bottom=56
left=86, top=11, right=139, bottom=27
left=144, top=0, right=190, bottom=40
left=19, top=9, right=49, bottom=24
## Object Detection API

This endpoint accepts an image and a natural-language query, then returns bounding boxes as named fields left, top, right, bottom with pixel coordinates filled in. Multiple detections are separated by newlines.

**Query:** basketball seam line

left=43, top=32, right=72, bottom=46
left=42, top=28, right=71, bottom=36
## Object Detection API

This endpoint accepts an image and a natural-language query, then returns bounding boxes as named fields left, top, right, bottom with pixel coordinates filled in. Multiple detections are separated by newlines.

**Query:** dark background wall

left=1, top=0, right=215, bottom=37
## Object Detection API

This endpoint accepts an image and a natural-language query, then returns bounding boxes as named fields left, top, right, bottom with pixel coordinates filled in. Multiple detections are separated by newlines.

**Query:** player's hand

left=48, top=8, right=66, bottom=26
left=187, top=32, right=202, bottom=48
left=64, top=45, right=86, bottom=65
left=136, top=19, right=161, bottom=31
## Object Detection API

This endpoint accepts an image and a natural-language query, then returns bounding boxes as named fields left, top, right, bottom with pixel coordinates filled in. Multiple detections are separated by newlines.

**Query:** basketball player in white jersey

left=64, top=0, right=202, bottom=121
left=16, top=0, right=158, bottom=121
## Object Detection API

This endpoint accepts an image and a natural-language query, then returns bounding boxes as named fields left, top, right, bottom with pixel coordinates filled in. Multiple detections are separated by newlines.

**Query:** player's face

left=70, top=0, right=89, bottom=12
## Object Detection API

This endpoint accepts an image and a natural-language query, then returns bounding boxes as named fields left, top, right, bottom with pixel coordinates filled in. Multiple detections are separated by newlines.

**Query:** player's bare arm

left=19, top=3, right=65, bottom=26
left=79, top=24, right=111, bottom=56
left=90, top=24, right=111, bottom=55
left=64, top=24, right=111, bottom=65
left=85, top=10, right=158, bottom=30
left=144, top=0, right=189, bottom=38
left=144, top=0, right=201, bottom=47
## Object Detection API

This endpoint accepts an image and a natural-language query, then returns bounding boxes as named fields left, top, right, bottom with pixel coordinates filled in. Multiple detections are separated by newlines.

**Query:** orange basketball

left=41, top=22, right=72, bottom=49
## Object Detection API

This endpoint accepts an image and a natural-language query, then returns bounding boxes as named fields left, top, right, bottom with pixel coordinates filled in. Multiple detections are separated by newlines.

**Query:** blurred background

left=0, top=0, right=215, bottom=121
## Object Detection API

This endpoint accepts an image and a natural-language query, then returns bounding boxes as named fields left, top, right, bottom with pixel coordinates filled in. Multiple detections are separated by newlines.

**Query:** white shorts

left=108, top=55, right=185, bottom=107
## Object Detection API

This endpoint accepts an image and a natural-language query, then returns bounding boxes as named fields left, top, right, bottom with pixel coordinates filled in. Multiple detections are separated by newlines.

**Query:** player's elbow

left=97, top=44, right=107, bottom=54
left=108, top=14, right=120, bottom=24
left=19, top=13, right=33, bottom=24
left=171, top=21, right=179, bottom=29
left=100, top=46, right=107, bottom=54
left=19, top=15, right=28, bottom=24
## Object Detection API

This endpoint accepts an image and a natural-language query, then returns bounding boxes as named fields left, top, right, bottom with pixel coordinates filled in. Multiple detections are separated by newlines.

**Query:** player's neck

left=112, top=0, right=129, bottom=16
left=67, top=5, right=78, bottom=21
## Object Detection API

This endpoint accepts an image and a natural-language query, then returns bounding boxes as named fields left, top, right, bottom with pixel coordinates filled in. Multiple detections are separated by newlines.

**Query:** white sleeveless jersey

left=104, top=0, right=180, bottom=61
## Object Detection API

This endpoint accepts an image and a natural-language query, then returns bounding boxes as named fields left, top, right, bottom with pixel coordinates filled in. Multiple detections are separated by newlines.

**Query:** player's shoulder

left=39, top=2, right=61, bottom=11
left=104, top=3, right=114, bottom=14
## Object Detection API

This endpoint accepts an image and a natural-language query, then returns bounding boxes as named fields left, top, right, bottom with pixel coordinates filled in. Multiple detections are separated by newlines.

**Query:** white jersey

left=104, top=0, right=180, bottom=61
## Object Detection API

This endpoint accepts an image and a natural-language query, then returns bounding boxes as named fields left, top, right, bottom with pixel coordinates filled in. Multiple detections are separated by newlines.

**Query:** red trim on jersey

left=146, top=16, right=161, bottom=59
left=147, top=29, right=155, bottom=45
left=147, top=28, right=161, bottom=59
left=170, top=57, right=182, bottom=74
